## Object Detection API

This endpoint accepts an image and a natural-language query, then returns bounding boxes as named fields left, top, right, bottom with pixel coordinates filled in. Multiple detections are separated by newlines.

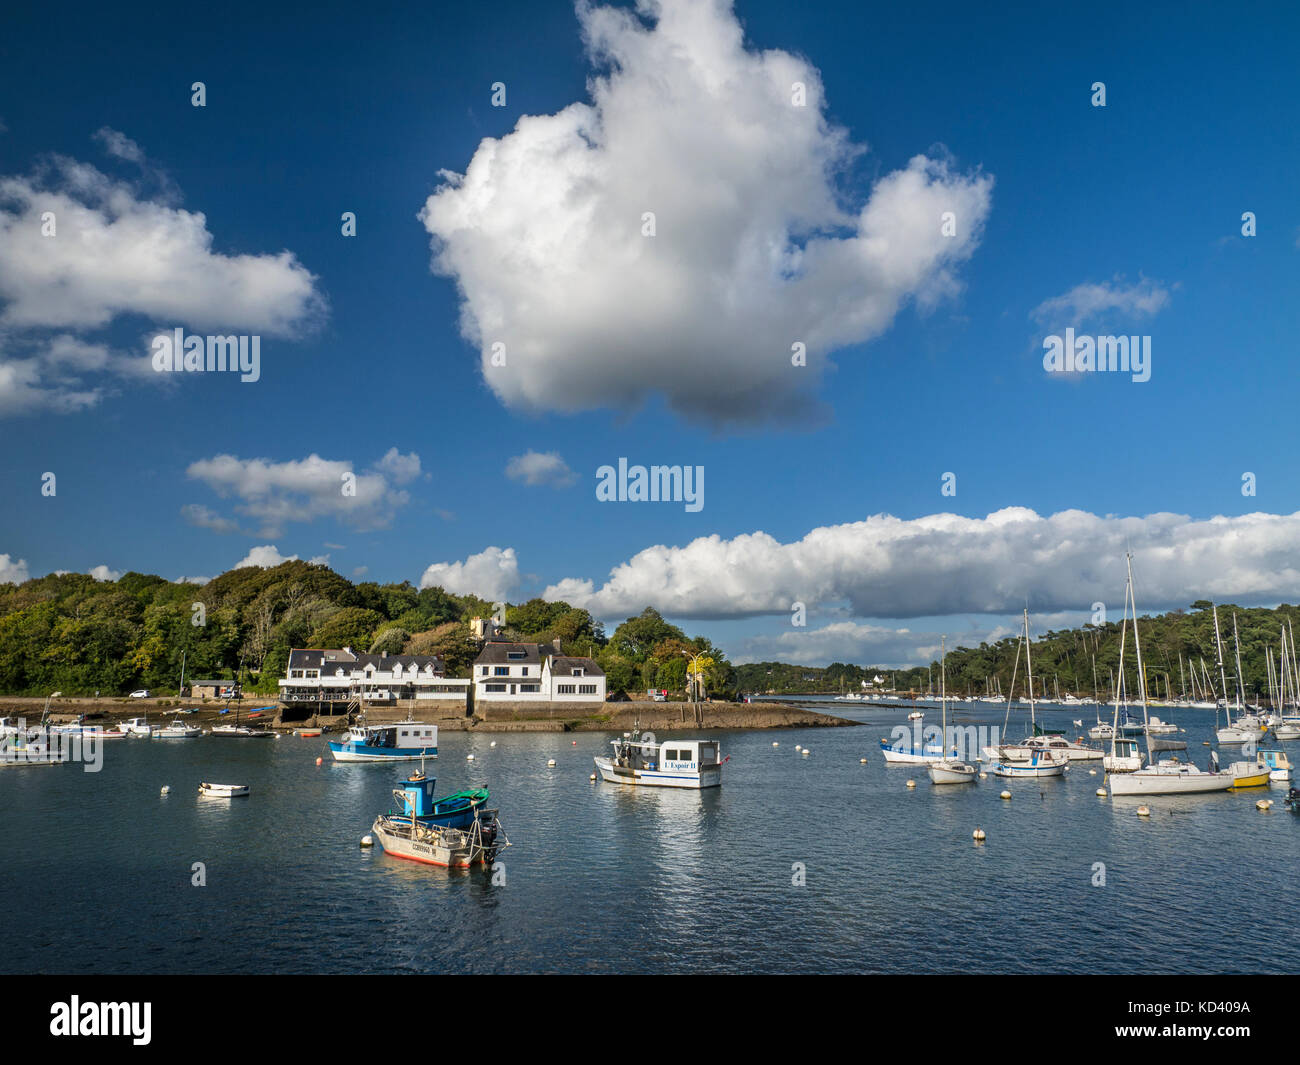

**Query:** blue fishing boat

left=328, top=722, right=438, bottom=762
left=386, top=773, right=489, bottom=830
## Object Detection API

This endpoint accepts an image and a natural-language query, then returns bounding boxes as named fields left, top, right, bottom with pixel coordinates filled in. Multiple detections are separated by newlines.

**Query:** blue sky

left=2, top=0, right=1298, bottom=666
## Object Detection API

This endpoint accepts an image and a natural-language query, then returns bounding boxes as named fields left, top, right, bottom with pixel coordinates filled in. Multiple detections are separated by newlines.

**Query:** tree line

left=0, top=562, right=736, bottom=699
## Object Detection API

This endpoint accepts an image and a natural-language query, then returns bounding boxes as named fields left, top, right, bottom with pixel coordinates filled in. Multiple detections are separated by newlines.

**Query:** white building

left=473, top=641, right=606, bottom=703
left=280, top=647, right=470, bottom=708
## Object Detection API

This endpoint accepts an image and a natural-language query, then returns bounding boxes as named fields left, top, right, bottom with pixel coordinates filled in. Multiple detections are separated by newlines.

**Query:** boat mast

left=1232, top=613, right=1246, bottom=713
left=1125, top=553, right=1153, bottom=762
left=1110, top=585, right=1130, bottom=758
left=1023, top=608, right=1036, bottom=737
left=940, top=635, right=948, bottom=756
left=1212, top=605, right=1230, bottom=728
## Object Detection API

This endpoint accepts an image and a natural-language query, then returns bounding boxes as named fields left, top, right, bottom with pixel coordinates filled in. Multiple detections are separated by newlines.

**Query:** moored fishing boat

left=594, top=728, right=724, bottom=787
left=1227, top=760, right=1272, bottom=788
left=156, top=718, right=201, bottom=739
left=329, top=721, right=439, bottom=762
left=387, top=772, right=490, bottom=829
left=371, top=774, right=508, bottom=868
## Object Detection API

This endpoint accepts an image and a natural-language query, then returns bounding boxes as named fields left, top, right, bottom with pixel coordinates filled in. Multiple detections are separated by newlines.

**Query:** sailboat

left=1107, top=555, right=1233, bottom=796
left=1214, top=608, right=1260, bottom=744
left=928, top=637, right=976, bottom=785
left=984, top=610, right=1069, bottom=777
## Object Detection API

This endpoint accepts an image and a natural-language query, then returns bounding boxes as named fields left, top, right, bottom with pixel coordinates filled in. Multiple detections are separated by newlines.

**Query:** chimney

left=552, top=638, right=562, bottom=655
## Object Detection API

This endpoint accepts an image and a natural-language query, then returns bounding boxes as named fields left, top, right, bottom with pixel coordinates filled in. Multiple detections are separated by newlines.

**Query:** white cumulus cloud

left=0, top=552, right=30, bottom=584
left=505, top=450, right=577, bottom=487
left=419, top=546, right=520, bottom=601
left=544, top=507, right=1300, bottom=620
left=186, top=450, right=421, bottom=537
left=420, top=0, right=992, bottom=428
left=231, top=545, right=330, bottom=570
left=87, top=564, right=121, bottom=582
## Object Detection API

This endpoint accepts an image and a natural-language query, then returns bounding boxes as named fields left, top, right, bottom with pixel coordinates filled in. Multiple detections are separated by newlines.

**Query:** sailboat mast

left=1232, top=613, right=1246, bottom=711
left=1124, top=554, right=1154, bottom=762
left=1213, top=605, right=1230, bottom=727
left=1023, top=608, right=1036, bottom=734
left=940, top=635, right=948, bottom=754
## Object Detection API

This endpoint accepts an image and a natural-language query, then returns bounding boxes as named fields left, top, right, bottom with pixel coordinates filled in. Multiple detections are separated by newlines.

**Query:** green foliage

left=0, top=563, right=740, bottom=698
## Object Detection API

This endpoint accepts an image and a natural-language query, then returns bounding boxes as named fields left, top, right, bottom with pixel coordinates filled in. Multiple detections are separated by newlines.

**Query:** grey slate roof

left=287, top=648, right=445, bottom=674
left=549, top=656, right=604, bottom=677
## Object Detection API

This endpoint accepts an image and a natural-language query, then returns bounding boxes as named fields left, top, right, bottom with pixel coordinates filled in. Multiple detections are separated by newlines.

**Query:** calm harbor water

left=3, top=702, right=1296, bottom=974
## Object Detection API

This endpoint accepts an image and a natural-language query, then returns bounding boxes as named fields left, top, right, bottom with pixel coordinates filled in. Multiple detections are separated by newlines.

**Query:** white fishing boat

left=120, top=717, right=155, bottom=738
left=1088, top=721, right=1116, bottom=741
left=155, top=718, right=201, bottom=739
left=198, top=782, right=249, bottom=797
left=1145, top=717, right=1178, bottom=735
left=1226, top=758, right=1271, bottom=788
left=1106, top=557, right=1233, bottom=797
left=594, top=728, right=724, bottom=788
left=927, top=637, right=976, bottom=786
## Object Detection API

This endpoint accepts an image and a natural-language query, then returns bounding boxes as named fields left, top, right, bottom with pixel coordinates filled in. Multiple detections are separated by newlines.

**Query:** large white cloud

left=544, top=507, right=1300, bottom=620
left=0, top=139, right=325, bottom=415
left=231, top=545, right=330, bottom=570
left=186, top=450, right=422, bottom=537
left=420, top=0, right=992, bottom=427
left=0, top=553, right=30, bottom=584
left=419, top=546, right=520, bottom=602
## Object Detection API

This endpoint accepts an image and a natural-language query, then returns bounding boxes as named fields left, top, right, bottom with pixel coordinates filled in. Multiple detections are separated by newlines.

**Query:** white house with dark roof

left=279, top=647, right=470, bottom=707
left=472, top=641, right=606, bottom=703
left=472, top=642, right=547, bottom=701
left=543, top=655, right=606, bottom=702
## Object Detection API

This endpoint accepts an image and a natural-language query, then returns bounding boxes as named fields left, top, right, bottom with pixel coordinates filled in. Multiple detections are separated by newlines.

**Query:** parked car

left=129, top=689, right=152, bottom=698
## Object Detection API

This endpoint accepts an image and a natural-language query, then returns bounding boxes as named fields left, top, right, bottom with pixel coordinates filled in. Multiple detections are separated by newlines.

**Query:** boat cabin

left=348, top=723, right=438, bottom=750
left=609, top=734, right=720, bottom=772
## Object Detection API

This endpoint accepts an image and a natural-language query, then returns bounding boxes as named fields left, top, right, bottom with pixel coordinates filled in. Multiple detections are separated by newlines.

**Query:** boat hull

left=329, top=743, right=438, bottom=763
left=372, top=817, right=490, bottom=867
left=928, top=761, right=976, bottom=784
left=593, top=756, right=720, bottom=788
left=1107, top=769, right=1233, bottom=795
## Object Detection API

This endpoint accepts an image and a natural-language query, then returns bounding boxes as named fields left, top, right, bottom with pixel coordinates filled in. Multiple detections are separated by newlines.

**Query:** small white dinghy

left=198, top=782, right=250, bottom=798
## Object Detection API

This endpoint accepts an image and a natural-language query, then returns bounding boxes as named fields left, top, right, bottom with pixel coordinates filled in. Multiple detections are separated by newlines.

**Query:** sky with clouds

left=1, top=0, right=1298, bottom=667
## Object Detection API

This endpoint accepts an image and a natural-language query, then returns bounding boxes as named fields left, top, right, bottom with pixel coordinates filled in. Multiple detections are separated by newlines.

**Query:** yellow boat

left=1228, top=761, right=1272, bottom=788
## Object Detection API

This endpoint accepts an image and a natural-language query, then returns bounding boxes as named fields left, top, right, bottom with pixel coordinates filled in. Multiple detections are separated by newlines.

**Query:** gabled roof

left=287, top=648, right=445, bottom=673
left=473, top=642, right=542, bottom=665
left=548, top=656, right=604, bottom=678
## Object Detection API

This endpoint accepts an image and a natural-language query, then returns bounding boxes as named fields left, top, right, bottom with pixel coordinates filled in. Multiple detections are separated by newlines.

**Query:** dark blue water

left=3, top=705, right=1295, bottom=974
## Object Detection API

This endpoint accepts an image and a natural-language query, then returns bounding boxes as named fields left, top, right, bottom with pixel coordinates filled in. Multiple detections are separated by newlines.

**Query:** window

left=485, top=683, right=507, bottom=693
left=573, top=667, right=584, bottom=677
left=520, top=667, right=528, bottom=676
left=494, top=666, right=509, bottom=676
left=579, top=684, right=597, bottom=695
left=507, top=650, right=525, bottom=660
left=557, top=684, right=575, bottom=695
left=522, top=684, right=539, bottom=693
left=665, top=749, right=679, bottom=760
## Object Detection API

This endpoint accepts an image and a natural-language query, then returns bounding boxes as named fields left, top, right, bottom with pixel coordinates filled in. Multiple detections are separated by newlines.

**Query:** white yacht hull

left=594, top=756, right=720, bottom=789
left=1107, top=768, right=1233, bottom=795
left=927, top=761, right=976, bottom=784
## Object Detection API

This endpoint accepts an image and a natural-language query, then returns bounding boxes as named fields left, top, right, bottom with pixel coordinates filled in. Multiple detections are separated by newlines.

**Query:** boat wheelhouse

left=1257, top=749, right=1292, bottom=782
left=329, top=722, right=439, bottom=763
left=593, top=730, right=723, bottom=788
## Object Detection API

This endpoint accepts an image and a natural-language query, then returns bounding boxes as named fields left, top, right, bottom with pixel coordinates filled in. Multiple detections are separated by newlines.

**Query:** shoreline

left=0, top=696, right=859, bottom=733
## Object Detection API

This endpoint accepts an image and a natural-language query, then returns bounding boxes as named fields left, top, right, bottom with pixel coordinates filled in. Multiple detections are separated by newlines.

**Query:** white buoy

left=1089, top=769, right=1097, bottom=776
left=979, top=771, right=988, bottom=779
left=547, top=759, right=556, bottom=767
left=860, top=758, right=867, bottom=764
left=795, top=744, right=802, bottom=751
left=490, top=741, right=497, bottom=748
left=360, top=834, right=373, bottom=847
left=160, top=785, right=170, bottom=795
left=590, top=773, right=597, bottom=782
left=802, top=749, right=810, bottom=757
left=467, top=754, right=475, bottom=761
left=1000, top=790, right=1012, bottom=800
left=1137, top=806, right=1151, bottom=817
left=772, top=741, right=779, bottom=747
left=972, top=828, right=986, bottom=841
left=906, top=779, right=916, bottom=788
left=1096, top=788, right=1107, bottom=797
left=1256, top=799, right=1272, bottom=811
